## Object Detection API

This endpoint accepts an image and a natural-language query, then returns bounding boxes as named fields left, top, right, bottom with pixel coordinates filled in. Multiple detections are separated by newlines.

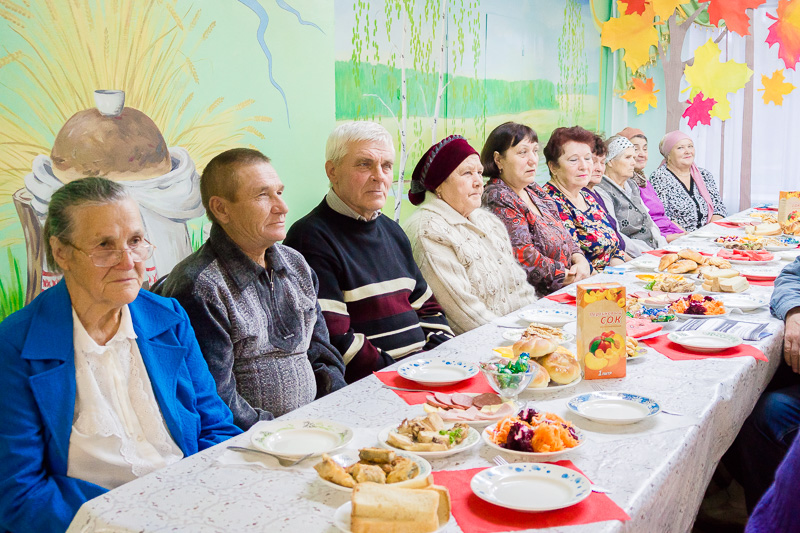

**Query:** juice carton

left=576, top=283, right=627, bottom=380
left=778, top=191, right=800, bottom=228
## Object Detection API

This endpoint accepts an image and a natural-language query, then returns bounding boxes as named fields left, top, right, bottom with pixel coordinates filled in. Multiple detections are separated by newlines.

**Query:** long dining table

left=67, top=208, right=795, bottom=533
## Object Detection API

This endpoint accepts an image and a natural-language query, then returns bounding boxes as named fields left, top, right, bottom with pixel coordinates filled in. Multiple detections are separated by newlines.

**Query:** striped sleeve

left=408, top=265, right=454, bottom=348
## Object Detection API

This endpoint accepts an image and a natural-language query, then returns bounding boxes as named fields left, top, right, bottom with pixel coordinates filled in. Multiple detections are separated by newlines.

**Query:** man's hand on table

left=785, top=308, right=800, bottom=374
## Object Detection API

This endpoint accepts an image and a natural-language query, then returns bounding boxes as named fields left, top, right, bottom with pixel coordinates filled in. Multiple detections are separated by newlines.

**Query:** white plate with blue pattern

left=470, top=463, right=591, bottom=512
left=397, top=359, right=479, bottom=387
left=518, top=309, right=577, bottom=327
left=567, top=392, right=661, bottom=425
left=251, top=419, right=353, bottom=458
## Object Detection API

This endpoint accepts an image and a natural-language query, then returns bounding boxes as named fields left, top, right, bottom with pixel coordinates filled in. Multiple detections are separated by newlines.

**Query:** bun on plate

left=351, top=482, right=449, bottom=533
left=540, top=351, right=580, bottom=385
left=527, top=359, right=551, bottom=389
left=667, top=259, right=697, bottom=274
left=678, top=249, right=705, bottom=264
left=659, top=253, right=680, bottom=271
left=513, top=335, right=557, bottom=358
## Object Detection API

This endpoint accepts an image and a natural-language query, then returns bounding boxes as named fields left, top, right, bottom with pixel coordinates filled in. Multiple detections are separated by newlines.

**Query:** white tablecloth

left=67, top=212, right=791, bottom=533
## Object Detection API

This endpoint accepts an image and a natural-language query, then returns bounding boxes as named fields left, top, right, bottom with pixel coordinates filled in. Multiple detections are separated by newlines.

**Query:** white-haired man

left=284, top=122, right=454, bottom=383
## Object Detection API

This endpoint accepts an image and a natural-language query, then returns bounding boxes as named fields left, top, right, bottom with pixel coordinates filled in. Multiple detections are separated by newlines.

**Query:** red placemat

left=714, top=221, right=749, bottom=229
left=744, top=275, right=775, bottom=286
left=544, top=293, right=577, bottom=305
left=433, top=461, right=630, bottom=532
left=627, top=318, right=663, bottom=338
left=374, top=371, right=494, bottom=405
left=753, top=207, right=778, bottom=211
left=645, top=249, right=711, bottom=257
left=641, top=333, right=768, bottom=362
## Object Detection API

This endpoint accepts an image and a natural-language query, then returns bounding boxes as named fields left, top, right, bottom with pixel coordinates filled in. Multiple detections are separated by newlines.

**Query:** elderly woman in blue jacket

left=0, top=178, right=241, bottom=532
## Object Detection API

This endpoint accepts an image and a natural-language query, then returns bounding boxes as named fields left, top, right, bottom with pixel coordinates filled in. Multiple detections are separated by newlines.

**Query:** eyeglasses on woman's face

left=66, top=238, right=155, bottom=267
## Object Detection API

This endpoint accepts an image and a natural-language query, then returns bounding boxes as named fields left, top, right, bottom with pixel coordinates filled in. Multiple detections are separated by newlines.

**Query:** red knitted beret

left=408, top=135, right=479, bottom=206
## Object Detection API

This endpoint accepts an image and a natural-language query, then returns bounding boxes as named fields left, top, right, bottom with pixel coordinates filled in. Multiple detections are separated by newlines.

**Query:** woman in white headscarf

left=595, top=136, right=668, bottom=258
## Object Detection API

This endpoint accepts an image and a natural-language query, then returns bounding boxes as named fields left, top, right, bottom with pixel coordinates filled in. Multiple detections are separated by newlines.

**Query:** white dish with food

left=501, top=329, right=574, bottom=345
left=423, top=392, right=521, bottom=427
left=378, top=423, right=481, bottom=459
left=666, top=331, right=743, bottom=352
left=518, top=309, right=577, bottom=327
left=567, top=391, right=661, bottom=425
left=527, top=373, right=582, bottom=393
left=397, top=359, right=479, bottom=387
left=715, top=294, right=769, bottom=312
left=470, top=463, right=591, bottom=512
left=481, top=424, right=585, bottom=459
left=315, top=449, right=432, bottom=492
left=673, top=310, right=731, bottom=320
left=333, top=502, right=445, bottom=533
left=250, top=419, right=353, bottom=459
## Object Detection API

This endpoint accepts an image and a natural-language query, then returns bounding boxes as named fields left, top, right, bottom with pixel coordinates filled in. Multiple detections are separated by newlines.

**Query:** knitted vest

left=597, top=176, right=658, bottom=248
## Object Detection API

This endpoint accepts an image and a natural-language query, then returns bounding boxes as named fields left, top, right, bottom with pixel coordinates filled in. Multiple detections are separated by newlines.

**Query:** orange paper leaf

left=650, top=0, right=686, bottom=20
left=758, top=70, right=796, bottom=105
left=601, top=3, right=659, bottom=72
left=766, top=0, right=800, bottom=70
left=622, top=77, right=660, bottom=114
left=707, top=0, right=766, bottom=36
left=682, top=92, right=716, bottom=128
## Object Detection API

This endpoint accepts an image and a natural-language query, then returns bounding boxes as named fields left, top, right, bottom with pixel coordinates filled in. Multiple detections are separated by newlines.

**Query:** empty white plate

left=567, top=391, right=661, bottom=425
left=716, top=294, right=768, bottom=312
left=518, top=309, right=577, bottom=327
left=667, top=331, right=742, bottom=352
left=397, top=359, right=478, bottom=386
left=250, top=420, right=353, bottom=459
left=471, top=463, right=591, bottom=512
left=501, top=329, right=575, bottom=345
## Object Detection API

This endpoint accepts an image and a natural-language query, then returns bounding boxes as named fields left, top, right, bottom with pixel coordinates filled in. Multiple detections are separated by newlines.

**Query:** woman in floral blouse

left=543, top=126, right=626, bottom=271
left=481, top=122, right=590, bottom=295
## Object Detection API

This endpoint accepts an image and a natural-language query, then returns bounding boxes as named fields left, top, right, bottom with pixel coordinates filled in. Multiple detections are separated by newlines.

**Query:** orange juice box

left=778, top=191, right=800, bottom=224
left=576, top=283, right=627, bottom=380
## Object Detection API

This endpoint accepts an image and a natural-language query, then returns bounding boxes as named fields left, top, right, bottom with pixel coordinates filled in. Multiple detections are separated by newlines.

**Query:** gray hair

left=43, top=177, right=134, bottom=272
left=325, top=121, right=395, bottom=166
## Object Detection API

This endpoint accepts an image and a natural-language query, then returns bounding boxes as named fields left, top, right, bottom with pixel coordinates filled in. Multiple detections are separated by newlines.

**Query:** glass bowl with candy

left=479, top=354, right=536, bottom=401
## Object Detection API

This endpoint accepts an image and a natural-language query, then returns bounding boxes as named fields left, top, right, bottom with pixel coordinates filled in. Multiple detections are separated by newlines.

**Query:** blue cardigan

left=0, top=282, right=242, bottom=533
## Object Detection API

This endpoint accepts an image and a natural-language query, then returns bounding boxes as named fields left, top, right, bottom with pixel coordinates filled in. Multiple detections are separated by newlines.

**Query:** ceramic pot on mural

left=15, top=90, right=205, bottom=303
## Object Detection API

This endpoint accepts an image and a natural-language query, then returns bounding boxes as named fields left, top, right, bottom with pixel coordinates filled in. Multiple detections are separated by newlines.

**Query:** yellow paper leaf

left=759, top=70, right=796, bottom=105
left=622, top=77, right=660, bottom=114
left=650, top=0, right=686, bottom=20
left=601, top=2, right=659, bottom=72
left=684, top=39, right=753, bottom=120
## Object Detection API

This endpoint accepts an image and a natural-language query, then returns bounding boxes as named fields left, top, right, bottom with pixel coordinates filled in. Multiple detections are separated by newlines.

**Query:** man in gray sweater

left=157, top=148, right=346, bottom=430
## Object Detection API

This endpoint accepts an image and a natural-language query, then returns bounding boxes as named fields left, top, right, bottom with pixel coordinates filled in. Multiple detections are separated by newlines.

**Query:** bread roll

left=667, top=259, right=697, bottom=274
left=527, top=359, right=551, bottom=389
left=513, top=335, right=558, bottom=358
left=351, top=483, right=440, bottom=533
left=705, top=257, right=731, bottom=269
left=678, top=249, right=705, bottom=264
left=659, top=253, right=680, bottom=271
left=540, top=351, right=581, bottom=385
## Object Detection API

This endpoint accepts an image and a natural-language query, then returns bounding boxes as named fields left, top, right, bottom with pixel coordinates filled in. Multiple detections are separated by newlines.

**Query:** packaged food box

left=778, top=191, right=800, bottom=225
left=577, top=283, right=627, bottom=380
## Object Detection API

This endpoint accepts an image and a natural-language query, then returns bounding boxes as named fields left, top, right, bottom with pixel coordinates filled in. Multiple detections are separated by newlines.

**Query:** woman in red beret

left=403, top=135, right=538, bottom=334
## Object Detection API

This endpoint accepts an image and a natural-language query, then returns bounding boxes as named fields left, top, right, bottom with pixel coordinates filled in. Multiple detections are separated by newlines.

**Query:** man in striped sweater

left=284, top=122, right=454, bottom=383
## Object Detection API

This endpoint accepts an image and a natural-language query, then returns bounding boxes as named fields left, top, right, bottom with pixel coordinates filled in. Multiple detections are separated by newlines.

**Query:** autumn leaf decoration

left=683, top=39, right=753, bottom=120
left=707, top=0, right=767, bottom=37
left=766, top=0, right=800, bottom=70
left=622, top=77, right=659, bottom=114
left=601, top=2, right=659, bottom=72
left=621, top=0, right=648, bottom=15
left=682, top=92, right=717, bottom=128
left=759, top=70, right=796, bottom=105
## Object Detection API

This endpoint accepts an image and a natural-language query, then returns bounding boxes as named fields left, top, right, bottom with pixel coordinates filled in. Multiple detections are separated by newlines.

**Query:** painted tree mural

left=558, top=0, right=589, bottom=125
left=348, top=0, right=481, bottom=220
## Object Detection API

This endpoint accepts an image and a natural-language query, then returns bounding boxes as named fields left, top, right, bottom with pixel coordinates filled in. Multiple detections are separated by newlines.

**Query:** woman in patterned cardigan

left=480, top=122, right=591, bottom=296
left=404, top=135, right=538, bottom=334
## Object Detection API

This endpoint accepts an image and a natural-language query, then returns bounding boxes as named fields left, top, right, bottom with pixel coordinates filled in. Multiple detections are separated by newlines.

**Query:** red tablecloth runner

left=432, top=461, right=630, bottom=532
left=713, top=221, right=749, bottom=229
left=645, top=249, right=711, bottom=257
left=641, top=333, right=768, bottom=362
left=374, top=371, right=494, bottom=405
left=543, top=293, right=577, bottom=305
left=744, top=275, right=775, bottom=286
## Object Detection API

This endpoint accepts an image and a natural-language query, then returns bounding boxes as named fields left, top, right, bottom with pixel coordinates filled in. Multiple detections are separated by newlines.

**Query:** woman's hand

left=563, top=266, right=577, bottom=286
left=710, top=214, right=725, bottom=222
left=609, top=257, right=626, bottom=266
left=571, top=254, right=592, bottom=282
left=665, top=232, right=686, bottom=243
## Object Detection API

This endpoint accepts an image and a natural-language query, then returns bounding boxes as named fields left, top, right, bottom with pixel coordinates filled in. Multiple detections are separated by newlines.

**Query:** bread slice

left=719, top=276, right=750, bottom=293
left=755, top=223, right=781, bottom=236
left=351, top=483, right=440, bottom=533
left=702, top=279, right=720, bottom=292
left=703, top=268, right=740, bottom=281
left=428, top=485, right=451, bottom=527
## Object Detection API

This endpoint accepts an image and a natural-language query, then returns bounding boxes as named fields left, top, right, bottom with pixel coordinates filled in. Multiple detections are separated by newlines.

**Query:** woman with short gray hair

left=595, top=136, right=667, bottom=257
left=0, top=177, right=240, bottom=532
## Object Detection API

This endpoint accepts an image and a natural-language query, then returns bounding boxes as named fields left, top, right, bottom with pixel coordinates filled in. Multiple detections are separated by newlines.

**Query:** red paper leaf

left=766, top=0, right=800, bottom=70
left=682, top=92, right=717, bottom=129
left=707, top=0, right=766, bottom=36
left=622, top=0, right=649, bottom=15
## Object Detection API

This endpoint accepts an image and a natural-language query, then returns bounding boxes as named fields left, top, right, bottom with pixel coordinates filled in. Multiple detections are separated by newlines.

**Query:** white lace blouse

left=67, top=305, right=183, bottom=490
